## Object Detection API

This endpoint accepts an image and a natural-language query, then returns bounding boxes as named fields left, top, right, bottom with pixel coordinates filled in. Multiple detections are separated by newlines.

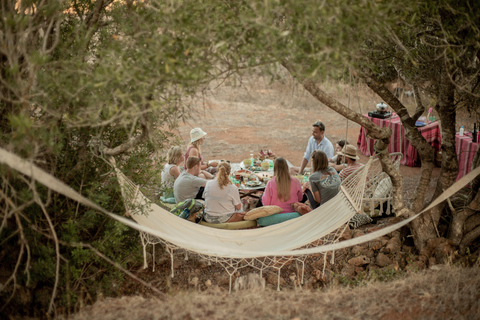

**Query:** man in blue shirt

left=292, top=121, right=335, bottom=175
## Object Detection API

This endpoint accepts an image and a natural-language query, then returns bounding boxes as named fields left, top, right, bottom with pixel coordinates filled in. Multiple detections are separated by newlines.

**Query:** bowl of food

left=243, top=158, right=252, bottom=167
left=261, top=161, right=270, bottom=171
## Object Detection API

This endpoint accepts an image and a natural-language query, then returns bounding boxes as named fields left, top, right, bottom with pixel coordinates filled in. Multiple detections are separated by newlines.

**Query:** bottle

left=427, top=108, right=433, bottom=123
left=459, top=126, right=464, bottom=136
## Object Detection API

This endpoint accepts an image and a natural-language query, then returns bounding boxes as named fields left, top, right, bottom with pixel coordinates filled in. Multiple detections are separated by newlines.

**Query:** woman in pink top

left=261, top=157, right=303, bottom=213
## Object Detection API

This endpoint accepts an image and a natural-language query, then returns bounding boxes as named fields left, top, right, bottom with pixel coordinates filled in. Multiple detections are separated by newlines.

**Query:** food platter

left=246, top=180, right=262, bottom=187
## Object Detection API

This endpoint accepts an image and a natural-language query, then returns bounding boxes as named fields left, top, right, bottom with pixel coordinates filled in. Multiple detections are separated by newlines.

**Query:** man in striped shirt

left=338, top=144, right=364, bottom=181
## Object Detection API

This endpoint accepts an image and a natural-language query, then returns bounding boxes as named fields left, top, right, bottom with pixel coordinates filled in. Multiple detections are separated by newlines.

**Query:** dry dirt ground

left=70, top=76, right=480, bottom=320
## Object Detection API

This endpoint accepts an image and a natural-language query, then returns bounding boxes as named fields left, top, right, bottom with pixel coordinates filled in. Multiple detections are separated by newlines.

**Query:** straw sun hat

left=337, top=144, right=360, bottom=160
left=190, top=128, right=207, bottom=143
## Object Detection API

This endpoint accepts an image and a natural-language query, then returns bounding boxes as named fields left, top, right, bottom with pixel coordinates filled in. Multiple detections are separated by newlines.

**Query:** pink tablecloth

left=357, top=114, right=442, bottom=167
left=456, top=133, right=479, bottom=181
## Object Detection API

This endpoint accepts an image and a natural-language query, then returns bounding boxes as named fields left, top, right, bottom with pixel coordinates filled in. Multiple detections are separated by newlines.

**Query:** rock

left=402, top=245, right=414, bottom=253
left=365, top=225, right=385, bottom=233
left=352, top=230, right=365, bottom=238
left=348, top=255, right=370, bottom=266
left=342, top=264, right=356, bottom=277
left=234, top=273, right=266, bottom=291
left=266, top=272, right=285, bottom=287
left=362, top=248, right=376, bottom=258
left=368, top=240, right=384, bottom=251
left=340, top=228, right=353, bottom=240
left=385, top=236, right=401, bottom=254
left=428, top=257, right=437, bottom=268
left=205, top=279, right=212, bottom=287
left=375, top=253, right=392, bottom=267
left=351, top=245, right=363, bottom=255
left=216, top=273, right=231, bottom=286
left=189, top=277, right=199, bottom=287
left=354, top=266, right=365, bottom=275
left=312, top=269, right=321, bottom=281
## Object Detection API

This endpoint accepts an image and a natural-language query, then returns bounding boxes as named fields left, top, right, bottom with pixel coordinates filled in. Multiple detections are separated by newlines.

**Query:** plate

left=246, top=180, right=262, bottom=187
left=234, top=169, right=252, bottom=175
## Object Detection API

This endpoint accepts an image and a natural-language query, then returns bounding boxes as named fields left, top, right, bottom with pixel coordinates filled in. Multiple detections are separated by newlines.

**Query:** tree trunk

left=361, top=67, right=443, bottom=249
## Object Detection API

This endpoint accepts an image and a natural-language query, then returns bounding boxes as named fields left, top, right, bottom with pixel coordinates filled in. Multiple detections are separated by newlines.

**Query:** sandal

left=267, top=149, right=276, bottom=157
left=259, top=150, right=268, bottom=157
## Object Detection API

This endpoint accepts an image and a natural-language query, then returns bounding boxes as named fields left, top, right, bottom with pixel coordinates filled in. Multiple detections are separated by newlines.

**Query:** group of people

left=161, top=121, right=364, bottom=224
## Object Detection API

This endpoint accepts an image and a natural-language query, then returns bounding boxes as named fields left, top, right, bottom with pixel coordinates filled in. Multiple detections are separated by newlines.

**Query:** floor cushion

left=349, top=213, right=373, bottom=229
left=199, top=220, right=257, bottom=230
left=244, top=205, right=283, bottom=220
left=257, top=212, right=301, bottom=227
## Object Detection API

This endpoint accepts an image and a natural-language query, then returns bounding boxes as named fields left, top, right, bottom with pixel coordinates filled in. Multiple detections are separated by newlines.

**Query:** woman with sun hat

left=184, top=127, right=218, bottom=178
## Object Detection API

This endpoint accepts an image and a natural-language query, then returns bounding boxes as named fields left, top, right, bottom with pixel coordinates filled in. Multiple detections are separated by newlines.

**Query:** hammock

left=112, top=156, right=374, bottom=259
left=2, top=147, right=479, bottom=291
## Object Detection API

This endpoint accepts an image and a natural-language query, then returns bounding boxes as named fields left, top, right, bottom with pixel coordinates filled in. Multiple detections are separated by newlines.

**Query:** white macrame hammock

left=2, top=147, right=479, bottom=291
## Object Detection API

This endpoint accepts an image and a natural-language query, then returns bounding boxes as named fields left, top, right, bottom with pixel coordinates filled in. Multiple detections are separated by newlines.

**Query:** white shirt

left=203, top=180, right=241, bottom=217
left=303, top=136, right=335, bottom=160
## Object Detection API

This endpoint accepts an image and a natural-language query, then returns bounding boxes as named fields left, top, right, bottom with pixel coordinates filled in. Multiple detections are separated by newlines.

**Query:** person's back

left=309, top=167, right=341, bottom=205
left=203, top=162, right=244, bottom=223
left=262, top=157, right=303, bottom=213
left=174, top=156, right=206, bottom=203
left=161, top=146, right=183, bottom=198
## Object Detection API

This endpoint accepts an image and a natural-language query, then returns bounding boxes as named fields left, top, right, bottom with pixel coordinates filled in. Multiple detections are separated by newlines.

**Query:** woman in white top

left=161, top=146, right=183, bottom=198
left=203, top=162, right=244, bottom=223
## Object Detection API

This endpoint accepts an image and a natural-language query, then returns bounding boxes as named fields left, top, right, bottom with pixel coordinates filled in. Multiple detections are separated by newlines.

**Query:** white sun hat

left=190, top=128, right=207, bottom=143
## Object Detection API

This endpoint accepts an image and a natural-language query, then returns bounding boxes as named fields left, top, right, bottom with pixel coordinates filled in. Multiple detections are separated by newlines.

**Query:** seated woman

left=203, top=162, right=244, bottom=223
left=160, top=146, right=183, bottom=200
left=328, top=139, right=349, bottom=172
left=305, top=150, right=341, bottom=209
left=184, top=127, right=217, bottom=178
left=261, top=157, right=303, bottom=213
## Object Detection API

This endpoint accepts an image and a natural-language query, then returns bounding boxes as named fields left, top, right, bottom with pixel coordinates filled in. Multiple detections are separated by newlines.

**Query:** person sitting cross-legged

left=305, top=150, right=341, bottom=209
left=261, top=157, right=303, bottom=213
left=174, top=156, right=207, bottom=203
left=203, top=162, right=245, bottom=223
left=338, top=144, right=364, bottom=182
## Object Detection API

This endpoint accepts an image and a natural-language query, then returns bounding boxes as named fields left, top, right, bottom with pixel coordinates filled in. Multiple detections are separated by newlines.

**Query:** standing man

left=174, top=156, right=207, bottom=203
left=292, top=121, right=335, bottom=175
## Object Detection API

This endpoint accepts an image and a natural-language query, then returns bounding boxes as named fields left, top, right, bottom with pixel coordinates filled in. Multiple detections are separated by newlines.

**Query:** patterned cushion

left=244, top=206, right=283, bottom=220
left=349, top=213, right=373, bottom=229
left=374, top=177, right=392, bottom=199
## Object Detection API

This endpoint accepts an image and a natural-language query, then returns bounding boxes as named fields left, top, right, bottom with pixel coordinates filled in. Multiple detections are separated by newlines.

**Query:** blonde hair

left=189, top=139, right=202, bottom=154
left=166, top=146, right=183, bottom=165
left=216, top=162, right=232, bottom=189
left=273, top=157, right=291, bottom=202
